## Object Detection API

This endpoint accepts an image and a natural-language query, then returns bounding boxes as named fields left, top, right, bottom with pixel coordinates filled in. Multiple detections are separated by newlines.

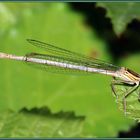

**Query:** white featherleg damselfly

left=0, top=39, right=140, bottom=115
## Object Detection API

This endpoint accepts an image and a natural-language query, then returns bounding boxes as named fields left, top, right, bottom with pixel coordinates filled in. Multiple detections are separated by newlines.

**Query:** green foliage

left=113, top=83, right=140, bottom=120
left=97, top=2, right=140, bottom=35
left=0, top=2, right=138, bottom=138
left=0, top=108, right=85, bottom=137
left=114, top=55, right=140, bottom=120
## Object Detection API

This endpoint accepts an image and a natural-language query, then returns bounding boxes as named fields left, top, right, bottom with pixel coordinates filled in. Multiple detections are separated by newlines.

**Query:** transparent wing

left=26, top=39, right=120, bottom=72
left=25, top=53, right=91, bottom=75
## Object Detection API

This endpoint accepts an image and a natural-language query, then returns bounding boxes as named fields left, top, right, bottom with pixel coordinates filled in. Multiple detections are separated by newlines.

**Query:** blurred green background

left=0, top=2, right=140, bottom=138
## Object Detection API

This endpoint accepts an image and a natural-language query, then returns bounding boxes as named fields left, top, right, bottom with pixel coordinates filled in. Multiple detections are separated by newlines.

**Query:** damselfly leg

left=111, top=78, right=139, bottom=115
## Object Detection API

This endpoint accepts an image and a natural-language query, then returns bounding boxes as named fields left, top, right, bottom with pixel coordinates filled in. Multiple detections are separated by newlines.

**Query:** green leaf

left=0, top=3, right=134, bottom=137
left=0, top=3, right=15, bottom=33
left=0, top=108, right=86, bottom=137
left=113, top=83, right=140, bottom=120
left=114, top=55, right=140, bottom=120
left=97, top=2, right=140, bottom=35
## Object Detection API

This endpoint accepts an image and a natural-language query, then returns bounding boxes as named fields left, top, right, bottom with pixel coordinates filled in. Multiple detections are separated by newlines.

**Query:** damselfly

left=0, top=39, right=140, bottom=115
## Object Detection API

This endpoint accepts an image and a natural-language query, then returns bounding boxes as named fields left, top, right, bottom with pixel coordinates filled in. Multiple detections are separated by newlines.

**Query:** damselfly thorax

left=116, top=67, right=140, bottom=85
